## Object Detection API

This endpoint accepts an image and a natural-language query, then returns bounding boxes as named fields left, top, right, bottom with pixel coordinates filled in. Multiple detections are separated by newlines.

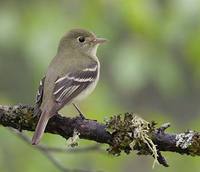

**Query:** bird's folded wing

left=34, top=76, right=45, bottom=115
left=53, top=62, right=98, bottom=104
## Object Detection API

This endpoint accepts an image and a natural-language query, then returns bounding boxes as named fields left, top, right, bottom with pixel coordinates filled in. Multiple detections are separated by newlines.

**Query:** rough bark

left=0, top=104, right=200, bottom=167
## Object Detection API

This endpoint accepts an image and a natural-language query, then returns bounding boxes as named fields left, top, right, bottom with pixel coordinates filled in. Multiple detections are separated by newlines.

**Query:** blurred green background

left=0, top=0, right=200, bottom=172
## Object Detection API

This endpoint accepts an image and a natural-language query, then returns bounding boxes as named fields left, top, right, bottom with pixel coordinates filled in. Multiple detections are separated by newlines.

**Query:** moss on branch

left=1, top=104, right=200, bottom=167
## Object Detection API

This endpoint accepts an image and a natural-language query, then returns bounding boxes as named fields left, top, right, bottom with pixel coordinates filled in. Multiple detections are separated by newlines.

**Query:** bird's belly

left=73, top=58, right=100, bottom=103
left=73, top=77, right=99, bottom=103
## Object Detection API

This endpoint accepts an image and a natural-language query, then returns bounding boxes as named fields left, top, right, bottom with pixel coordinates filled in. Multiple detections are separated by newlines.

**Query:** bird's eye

left=78, top=36, right=85, bottom=43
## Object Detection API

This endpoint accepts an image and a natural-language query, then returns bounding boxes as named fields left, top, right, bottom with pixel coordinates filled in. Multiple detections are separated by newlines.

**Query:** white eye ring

left=77, top=36, right=85, bottom=43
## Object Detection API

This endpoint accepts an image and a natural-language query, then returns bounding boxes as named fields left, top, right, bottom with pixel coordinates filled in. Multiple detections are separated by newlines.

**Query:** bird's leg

left=72, top=103, right=85, bottom=119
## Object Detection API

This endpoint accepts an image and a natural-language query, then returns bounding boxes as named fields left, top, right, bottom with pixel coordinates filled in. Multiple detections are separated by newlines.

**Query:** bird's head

left=58, top=28, right=107, bottom=56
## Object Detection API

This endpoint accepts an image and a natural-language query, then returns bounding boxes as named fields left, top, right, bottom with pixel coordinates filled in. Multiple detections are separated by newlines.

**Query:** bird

left=32, top=28, right=107, bottom=145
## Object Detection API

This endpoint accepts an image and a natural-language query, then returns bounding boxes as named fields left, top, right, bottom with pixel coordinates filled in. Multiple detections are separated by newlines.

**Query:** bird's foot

left=73, top=103, right=86, bottom=120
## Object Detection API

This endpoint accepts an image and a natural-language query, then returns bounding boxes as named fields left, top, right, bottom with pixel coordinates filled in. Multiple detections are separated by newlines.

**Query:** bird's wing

left=53, top=62, right=98, bottom=104
left=34, top=76, right=45, bottom=115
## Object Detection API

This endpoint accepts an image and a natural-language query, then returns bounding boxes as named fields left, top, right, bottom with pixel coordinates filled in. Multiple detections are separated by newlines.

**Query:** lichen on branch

left=106, top=113, right=159, bottom=167
left=0, top=104, right=200, bottom=168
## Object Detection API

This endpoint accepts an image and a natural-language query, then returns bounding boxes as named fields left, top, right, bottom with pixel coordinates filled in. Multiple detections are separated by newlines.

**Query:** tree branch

left=0, top=104, right=200, bottom=167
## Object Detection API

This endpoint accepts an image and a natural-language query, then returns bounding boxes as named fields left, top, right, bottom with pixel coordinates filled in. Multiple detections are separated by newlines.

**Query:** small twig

left=40, top=149, right=70, bottom=172
left=9, top=128, right=102, bottom=172
left=158, top=123, right=171, bottom=133
left=43, top=144, right=104, bottom=154
left=39, top=147, right=93, bottom=172
left=9, top=128, right=103, bottom=153
left=157, top=151, right=169, bottom=167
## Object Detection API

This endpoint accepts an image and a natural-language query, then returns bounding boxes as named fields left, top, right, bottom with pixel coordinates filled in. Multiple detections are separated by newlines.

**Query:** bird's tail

left=32, top=110, right=50, bottom=145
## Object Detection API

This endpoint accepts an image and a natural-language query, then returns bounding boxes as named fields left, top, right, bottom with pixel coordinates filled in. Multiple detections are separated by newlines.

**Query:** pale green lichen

left=0, top=105, right=38, bottom=131
left=175, top=130, right=195, bottom=149
left=175, top=130, right=200, bottom=156
left=106, top=113, right=158, bottom=167
left=67, top=129, right=80, bottom=147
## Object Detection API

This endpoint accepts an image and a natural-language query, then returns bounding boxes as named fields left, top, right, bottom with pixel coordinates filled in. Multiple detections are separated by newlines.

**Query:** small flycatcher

left=32, top=28, right=107, bottom=145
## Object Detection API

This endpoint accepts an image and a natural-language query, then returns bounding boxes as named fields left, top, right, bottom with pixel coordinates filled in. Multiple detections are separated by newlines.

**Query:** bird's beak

left=92, top=38, right=108, bottom=44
